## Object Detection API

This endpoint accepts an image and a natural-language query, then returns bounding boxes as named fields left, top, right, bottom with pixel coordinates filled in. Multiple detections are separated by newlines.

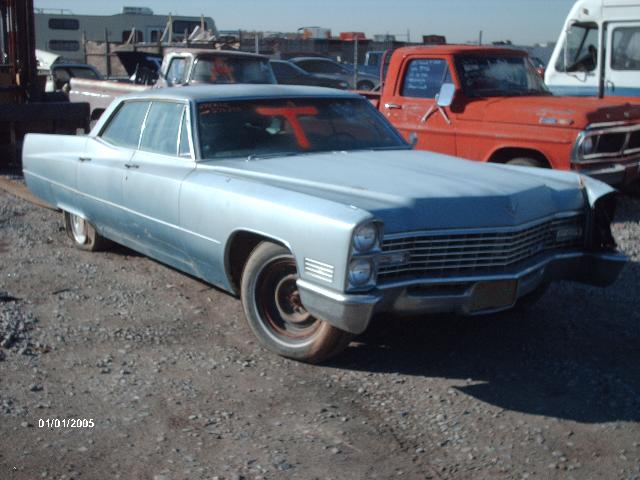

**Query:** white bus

left=546, top=0, right=640, bottom=97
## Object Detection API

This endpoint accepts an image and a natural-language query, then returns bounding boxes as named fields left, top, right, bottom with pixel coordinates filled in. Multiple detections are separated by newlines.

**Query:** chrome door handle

left=124, top=163, right=140, bottom=169
left=384, top=103, right=402, bottom=109
left=78, top=156, right=91, bottom=162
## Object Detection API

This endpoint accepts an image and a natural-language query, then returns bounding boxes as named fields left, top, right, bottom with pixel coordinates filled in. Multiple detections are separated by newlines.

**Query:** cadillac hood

left=208, top=150, right=592, bottom=233
left=460, top=95, right=640, bottom=128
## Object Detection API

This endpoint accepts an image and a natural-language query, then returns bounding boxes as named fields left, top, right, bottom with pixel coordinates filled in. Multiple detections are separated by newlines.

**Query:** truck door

left=381, top=56, right=456, bottom=155
left=606, top=23, right=640, bottom=96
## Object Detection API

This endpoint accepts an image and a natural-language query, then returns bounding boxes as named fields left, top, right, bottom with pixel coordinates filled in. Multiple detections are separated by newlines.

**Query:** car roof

left=163, top=48, right=268, bottom=59
left=290, top=57, right=336, bottom=62
left=120, top=84, right=359, bottom=102
left=394, top=45, right=528, bottom=56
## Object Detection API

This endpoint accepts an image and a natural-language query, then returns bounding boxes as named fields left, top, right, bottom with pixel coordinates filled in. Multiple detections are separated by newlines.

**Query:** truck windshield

left=191, top=55, right=276, bottom=84
left=197, top=98, right=408, bottom=160
left=456, top=55, right=550, bottom=97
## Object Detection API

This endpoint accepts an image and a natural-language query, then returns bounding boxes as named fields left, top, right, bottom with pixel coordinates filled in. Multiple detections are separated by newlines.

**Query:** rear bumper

left=297, top=251, right=627, bottom=334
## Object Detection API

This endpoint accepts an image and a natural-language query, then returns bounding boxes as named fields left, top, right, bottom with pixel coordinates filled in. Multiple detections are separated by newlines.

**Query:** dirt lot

left=0, top=184, right=639, bottom=480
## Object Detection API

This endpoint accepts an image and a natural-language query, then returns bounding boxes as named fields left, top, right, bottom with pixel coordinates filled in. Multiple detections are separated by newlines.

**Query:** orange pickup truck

left=369, top=45, right=640, bottom=189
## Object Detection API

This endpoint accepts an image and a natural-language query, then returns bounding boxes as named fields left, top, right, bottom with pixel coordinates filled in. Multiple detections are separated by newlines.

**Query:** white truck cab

left=546, top=0, right=640, bottom=97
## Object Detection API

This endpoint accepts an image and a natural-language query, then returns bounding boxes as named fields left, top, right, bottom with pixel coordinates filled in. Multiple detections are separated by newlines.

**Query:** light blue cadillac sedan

left=23, top=85, right=626, bottom=362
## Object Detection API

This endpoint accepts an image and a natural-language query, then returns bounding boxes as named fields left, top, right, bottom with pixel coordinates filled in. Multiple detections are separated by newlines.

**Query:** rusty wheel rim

left=256, top=256, right=320, bottom=343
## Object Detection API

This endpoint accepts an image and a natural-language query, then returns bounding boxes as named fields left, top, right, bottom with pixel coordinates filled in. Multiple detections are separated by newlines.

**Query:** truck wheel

left=506, top=157, right=545, bottom=168
left=241, top=242, right=353, bottom=363
left=357, top=80, right=374, bottom=91
left=63, top=211, right=108, bottom=252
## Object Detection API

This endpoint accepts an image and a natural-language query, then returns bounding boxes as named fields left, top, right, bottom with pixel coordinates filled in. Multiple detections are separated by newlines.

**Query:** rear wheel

left=63, top=211, right=108, bottom=251
left=241, top=242, right=353, bottom=363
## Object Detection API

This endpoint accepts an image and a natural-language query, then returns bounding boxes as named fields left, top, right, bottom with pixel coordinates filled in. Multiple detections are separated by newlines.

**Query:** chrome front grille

left=578, top=123, right=640, bottom=162
left=378, top=214, right=584, bottom=282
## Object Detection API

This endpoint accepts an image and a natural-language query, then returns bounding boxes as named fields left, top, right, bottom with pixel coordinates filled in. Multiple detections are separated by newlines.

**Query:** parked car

left=358, top=50, right=385, bottom=77
left=23, top=85, right=626, bottom=363
left=270, top=60, right=348, bottom=89
left=365, top=45, right=640, bottom=189
left=290, top=57, right=379, bottom=90
left=45, top=63, right=103, bottom=93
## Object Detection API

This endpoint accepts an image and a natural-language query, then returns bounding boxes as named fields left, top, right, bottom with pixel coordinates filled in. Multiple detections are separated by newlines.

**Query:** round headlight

left=353, top=223, right=378, bottom=252
left=581, top=136, right=595, bottom=156
left=349, top=258, right=373, bottom=286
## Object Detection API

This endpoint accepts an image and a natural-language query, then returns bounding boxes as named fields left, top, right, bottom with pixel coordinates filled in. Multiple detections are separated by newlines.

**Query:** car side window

left=273, top=62, right=294, bottom=76
left=312, top=61, right=342, bottom=74
left=166, top=57, right=187, bottom=84
left=612, top=27, right=640, bottom=71
left=401, top=59, right=452, bottom=99
left=100, top=101, right=150, bottom=149
left=178, top=108, right=192, bottom=158
left=139, top=101, right=185, bottom=156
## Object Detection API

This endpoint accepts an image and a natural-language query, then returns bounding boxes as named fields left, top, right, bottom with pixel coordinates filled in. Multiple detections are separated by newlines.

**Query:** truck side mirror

left=437, top=83, right=456, bottom=108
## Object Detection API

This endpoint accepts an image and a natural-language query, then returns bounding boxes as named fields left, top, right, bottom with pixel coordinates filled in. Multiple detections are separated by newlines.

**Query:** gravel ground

left=0, top=186, right=639, bottom=480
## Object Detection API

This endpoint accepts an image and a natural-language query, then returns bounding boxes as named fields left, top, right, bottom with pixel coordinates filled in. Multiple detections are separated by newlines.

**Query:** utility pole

left=478, top=30, right=483, bottom=45
left=353, top=36, right=358, bottom=89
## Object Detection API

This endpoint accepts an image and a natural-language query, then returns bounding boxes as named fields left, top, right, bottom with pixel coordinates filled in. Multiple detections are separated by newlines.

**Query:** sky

left=33, top=0, right=577, bottom=45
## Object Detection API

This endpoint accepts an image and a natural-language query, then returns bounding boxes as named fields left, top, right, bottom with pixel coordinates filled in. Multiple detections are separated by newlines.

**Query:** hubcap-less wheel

left=256, top=256, right=321, bottom=344
left=70, top=214, right=88, bottom=244
left=241, top=242, right=354, bottom=363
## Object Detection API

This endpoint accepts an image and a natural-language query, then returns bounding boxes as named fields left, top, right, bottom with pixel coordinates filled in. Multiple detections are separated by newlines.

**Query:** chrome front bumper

left=297, top=251, right=627, bottom=335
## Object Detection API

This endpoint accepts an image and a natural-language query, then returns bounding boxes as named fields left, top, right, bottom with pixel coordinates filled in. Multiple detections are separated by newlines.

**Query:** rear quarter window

left=100, top=101, right=150, bottom=148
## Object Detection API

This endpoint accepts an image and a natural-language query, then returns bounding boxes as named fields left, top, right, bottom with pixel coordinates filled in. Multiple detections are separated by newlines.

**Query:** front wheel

left=241, top=242, right=353, bottom=363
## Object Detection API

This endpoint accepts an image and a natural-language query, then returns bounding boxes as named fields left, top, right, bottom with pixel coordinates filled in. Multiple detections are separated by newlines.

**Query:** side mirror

left=437, top=83, right=456, bottom=108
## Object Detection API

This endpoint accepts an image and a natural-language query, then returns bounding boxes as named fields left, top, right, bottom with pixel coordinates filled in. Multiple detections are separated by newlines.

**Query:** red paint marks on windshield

left=255, top=106, right=318, bottom=149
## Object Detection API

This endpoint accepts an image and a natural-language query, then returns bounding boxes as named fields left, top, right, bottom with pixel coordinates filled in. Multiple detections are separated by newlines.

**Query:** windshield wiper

left=247, top=152, right=305, bottom=161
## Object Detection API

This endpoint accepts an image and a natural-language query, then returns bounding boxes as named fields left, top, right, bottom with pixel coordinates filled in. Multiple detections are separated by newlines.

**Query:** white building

left=35, top=6, right=217, bottom=61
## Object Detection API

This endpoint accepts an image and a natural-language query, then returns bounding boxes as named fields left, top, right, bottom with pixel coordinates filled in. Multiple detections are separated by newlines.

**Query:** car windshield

left=197, top=97, right=408, bottom=160
left=456, top=55, right=550, bottom=97
left=191, top=55, right=276, bottom=84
